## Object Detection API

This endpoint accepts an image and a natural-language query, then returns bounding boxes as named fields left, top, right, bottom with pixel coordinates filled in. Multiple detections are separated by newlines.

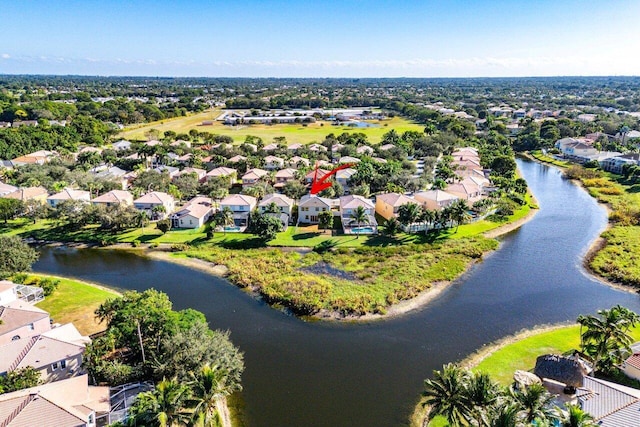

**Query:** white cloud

left=1, top=53, right=10, bottom=59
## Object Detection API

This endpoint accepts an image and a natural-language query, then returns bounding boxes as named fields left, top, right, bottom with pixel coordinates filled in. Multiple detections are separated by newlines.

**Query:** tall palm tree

left=489, top=402, right=522, bottom=427
left=128, top=378, right=192, bottom=427
left=349, top=205, right=370, bottom=239
left=577, top=305, right=640, bottom=373
left=559, top=404, right=597, bottom=427
left=217, top=207, right=235, bottom=235
left=465, top=371, right=499, bottom=426
left=422, top=363, right=471, bottom=427
left=190, top=364, right=241, bottom=427
left=397, top=202, right=422, bottom=233
left=510, top=383, right=556, bottom=424
left=450, top=199, right=471, bottom=232
left=420, top=208, right=436, bottom=234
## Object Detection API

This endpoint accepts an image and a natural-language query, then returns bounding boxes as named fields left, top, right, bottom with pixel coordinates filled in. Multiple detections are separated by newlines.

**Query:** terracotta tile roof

left=91, top=190, right=133, bottom=204
left=206, top=167, right=236, bottom=177
left=376, top=193, right=415, bottom=207
left=3, top=187, right=48, bottom=201
left=625, top=353, right=640, bottom=370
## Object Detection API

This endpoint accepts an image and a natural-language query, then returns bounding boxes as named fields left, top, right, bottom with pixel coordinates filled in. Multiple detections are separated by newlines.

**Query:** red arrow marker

left=309, top=163, right=355, bottom=195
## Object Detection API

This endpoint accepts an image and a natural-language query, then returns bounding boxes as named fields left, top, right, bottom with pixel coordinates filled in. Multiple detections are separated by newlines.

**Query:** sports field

left=119, top=109, right=425, bottom=144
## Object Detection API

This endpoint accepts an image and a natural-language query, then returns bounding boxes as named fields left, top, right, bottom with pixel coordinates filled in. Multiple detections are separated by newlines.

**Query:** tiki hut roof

left=534, top=354, right=592, bottom=388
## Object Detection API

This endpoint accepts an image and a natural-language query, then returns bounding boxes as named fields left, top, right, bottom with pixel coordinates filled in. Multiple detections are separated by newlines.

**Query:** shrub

left=171, top=243, right=190, bottom=252
left=38, top=277, right=60, bottom=296
left=132, top=240, right=141, bottom=247
left=149, top=242, right=159, bottom=248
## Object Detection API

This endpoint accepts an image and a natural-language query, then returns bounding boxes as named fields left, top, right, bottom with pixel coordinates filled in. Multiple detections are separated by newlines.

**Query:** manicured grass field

left=473, top=324, right=640, bottom=385
left=119, top=109, right=425, bottom=144
left=33, top=274, right=119, bottom=335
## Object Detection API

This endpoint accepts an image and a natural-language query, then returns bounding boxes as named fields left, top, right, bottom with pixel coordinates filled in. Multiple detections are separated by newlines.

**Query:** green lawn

left=119, top=108, right=425, bottom=144
left=473, top=324, right=640, bottom=385
left=33, top=274, right=119, bottom=335
left=529, top=150, right=571, bottom=168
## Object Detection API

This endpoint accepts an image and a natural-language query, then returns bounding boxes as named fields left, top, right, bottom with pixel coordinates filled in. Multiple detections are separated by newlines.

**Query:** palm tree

left=382, top=217, right=401, bottom=236
left=137, top=210, right=149, bottom=237
left=190, top=364, right=241, bottom=427
left=217, top=207, right=235, bottom=235
left=420, top=208, right=436, bottom=234
left=128, top=378, right=191, bottom=427
left=397, top=202, right=422, bottom=233
left=349, top=205, right=370, bottom=239
left=450, top=199, right=471, bottom=232
left=577, top=305, right=640, bottom=373
left=465, top=371, right=499, bottom=426
left=489, top=402, right=522, bottom=427
left=422, top=363, right=471, bottom=427
left=510, top=383, right=556, bottom=424
left=559, top=404, right=597, bottom=427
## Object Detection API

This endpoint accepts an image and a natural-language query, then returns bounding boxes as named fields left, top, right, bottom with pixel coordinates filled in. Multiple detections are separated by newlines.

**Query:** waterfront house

left=133, top=191, right=175, bottom=219
left=0, top=374, right=110, bottom=427
left=170, top=196, right=214, bottom=229
left=218, top=194, right=257, bottom=229
left=445, top=181, right=481, bottom=202
left=339, top=195, right=377, bottom=234
left=47, top=188, right=91, bottom=208
left=413, top=190, right=459, bottom=211
left=91, top=190, right=134, bottom=207
left=259, top=193, right=294, bottom=227
left=375, top=193, right=416, bottom=220
left=0, top=299, right=52, bottom=345
left=297, top=194, right=334, bottom=224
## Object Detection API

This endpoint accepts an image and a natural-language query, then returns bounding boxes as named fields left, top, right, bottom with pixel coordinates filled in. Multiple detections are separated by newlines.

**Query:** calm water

left=34, top=159, right=640, bottom=427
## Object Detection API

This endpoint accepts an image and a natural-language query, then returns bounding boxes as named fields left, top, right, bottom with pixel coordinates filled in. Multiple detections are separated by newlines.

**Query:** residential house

left=0, top=281, right=17, bottom=306
left=206, top=167, right=237, bottom=186
left=308, top=143, right=327, bottom=152
left=288, top=143, right=303, bottom=151
left=262, top=143, right=279, bottom=152
left=0, top=181, right=18, bottom=196
left=356, top=145, right=374, bottom=155
left=414, top=190, right=459, bottom=211
left=331, top=143, right=345, bottom=152
left=112, top=139, right=131, bottom=151
left=242, top=168, right=269, bottom=188
left=171, top=196, right=214, bottom=229
left=47, top=188, right=91, bottom=208
left=335, top=168, right=357, bottom=190
left=0, top=300, right=51, bottom=346
left=91, top=166, right=129, bottom=190
left=555, top=138, right=598, bottom=159
left=91, top=190, right=134, bottom=207
left=133, top=191, right=176, bottom=219
left=2, top=186, right=49, bottom=203
left=228, top=154, right=247, bottom=163
left=176, top=167, right=207, bottom=182
left=575, top=376, right=640, bottom=426
left=11, top=150, right=58, bottom=166
left=600, top=153, right=640, bottom=174
left=338, top=156, right=361, bottom=164
left=258, top=193, right=295, bottom=227
left=288, top=156, right=310, bottom=168
left=0, top=324, right=88, bottom=383
left=263, top=155, right=285, bottom=170
left=339, top=195, right=377, bottom=234
left=378, top=144, right=395, bottom=151
left=144, top=139, right=162, bottom=147
left=274, top=168, right=297, bottom=188
left=622, top=351, right=640, bottom=381
left=304, top=169, right=330, bottom=185
left=375, top=193, right=416, bottom=220
left=219, top=194, right=257, bottom=229
left=298, top=195, right=334, bottom=224
left=170, top=139, right=192, bottom=148
left=446, top=181, right=481, bottom=202
left=0, top=374, right=110, bottom=427
left=154, top=165, right=180, bottom=179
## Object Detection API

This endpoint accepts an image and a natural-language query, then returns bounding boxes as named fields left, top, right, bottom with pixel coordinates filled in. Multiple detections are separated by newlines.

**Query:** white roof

left=134, top=191, right=174, bottom=204
left=92, top=190, right=133, bottom=204
left=259, top=193, right=294, bottom=207
left=220, top=194, right=257, bottom=207
left=339, top=195, right=374, bottom=209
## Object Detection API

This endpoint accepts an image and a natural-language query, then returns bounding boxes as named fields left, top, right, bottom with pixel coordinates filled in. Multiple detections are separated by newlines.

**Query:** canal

left=33, top=159, right=640, bottom=427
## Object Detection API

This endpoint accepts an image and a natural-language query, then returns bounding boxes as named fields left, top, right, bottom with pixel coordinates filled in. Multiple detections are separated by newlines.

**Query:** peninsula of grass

left=32, top=274, right=120, bottom=335
left=180, top=236, right=498, bottom=317
left=119, top=108, right=425, bottom=144
left=529, top=150, right=572, bottom=167
left=564, top=167, right=640, bottom=288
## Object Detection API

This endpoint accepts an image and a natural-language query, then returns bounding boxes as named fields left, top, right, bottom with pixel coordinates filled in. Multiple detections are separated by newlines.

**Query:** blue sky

left=2, top=0, right=639, bottom=77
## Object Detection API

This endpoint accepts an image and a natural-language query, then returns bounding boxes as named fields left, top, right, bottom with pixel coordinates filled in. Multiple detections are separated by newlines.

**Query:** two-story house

left=133, top=191, right=176, bottom=219
left=298, top=195, right=334, bottom=224
left=218, top=194, right=257, bottom=230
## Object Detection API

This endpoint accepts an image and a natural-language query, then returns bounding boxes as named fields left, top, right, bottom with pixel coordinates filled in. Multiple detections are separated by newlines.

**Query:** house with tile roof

left=241, top=168, right=268, bottom=188
left=176, top=167, right=207, bottom=183
left=219, top=194, right=257, bottom=230
left=171, top=196, right=214, bottom=229
left=414, top=190, right=459, bottom=211
left=575, top=376, right=640, bottom=426
left=2, top=187, right=49, bottom=203
left=0, top=374, right=110, bottom=427
left=622, top=351, right=640, bottom=381
left=206, top=167, right=237, bottom=186
left=47, top=188, right=91, bottom=208
left=298, top=195, right=334, bottom=225
left=263, top=155, right=285, bottom=170
left=91, top=190, right=134, bottom=207
left=375, top=193, right=416, bottom=220
left=133, top=191, right=175, bottom=219
left=274, top=168, right=297, bottom=188
left=0, top=326, right=87, bottom=383
left=0, top=181, right=18, bottom=196
left=0, top=301, right=51, bottom=346
left=339, top=195, right=377, bottom=234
